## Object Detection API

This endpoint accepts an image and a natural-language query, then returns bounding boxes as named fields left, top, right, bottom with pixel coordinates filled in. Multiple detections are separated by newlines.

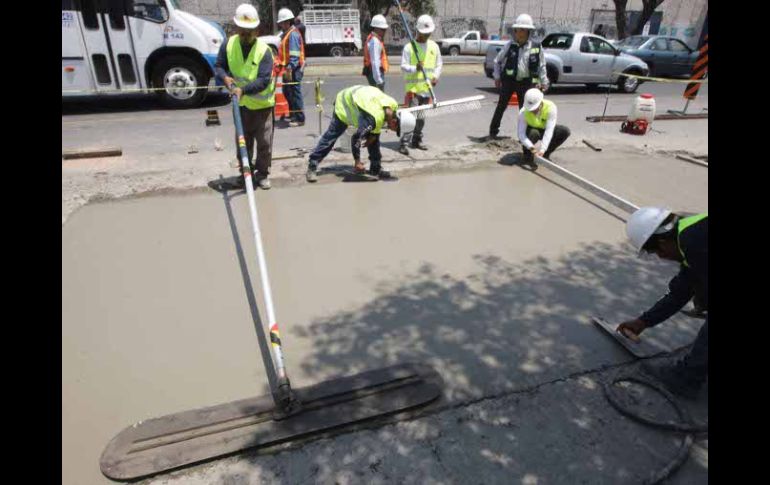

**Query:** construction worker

left=215, top=3, right=275, bottom=190
left=399, top=14, right=442, bottom=155
left=276, top=8, right=305, bottom=127
left=363, top=14, right=389, bottom=91
left=517, top=88, right=570, bottom=169
left=305, top=85, right=416, bottom=183
left=489, top=13, right=549, bottom=140
left=618, top=208, right=708, bottom=399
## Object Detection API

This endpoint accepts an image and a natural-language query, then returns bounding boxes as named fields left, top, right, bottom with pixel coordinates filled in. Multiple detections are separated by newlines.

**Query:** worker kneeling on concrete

left=618, top=208, right=708, bottom=399
left=518, top=88, right=570, bottom=169
left=306, top=85, right=416, bottom=182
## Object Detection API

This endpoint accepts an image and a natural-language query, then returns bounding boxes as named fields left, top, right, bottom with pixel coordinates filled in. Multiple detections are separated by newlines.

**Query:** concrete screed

left=62, top=146, right=707, bottom=484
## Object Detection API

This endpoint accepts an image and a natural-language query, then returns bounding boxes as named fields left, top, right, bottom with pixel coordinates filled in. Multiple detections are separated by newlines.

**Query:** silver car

left=484, top=32, right=649, bottom=93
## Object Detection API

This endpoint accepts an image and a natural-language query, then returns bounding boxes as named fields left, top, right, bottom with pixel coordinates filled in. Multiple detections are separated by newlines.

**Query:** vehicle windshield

left=616, top=36, right=650, bottom=48
left=542, top=34, right=574, bottom=49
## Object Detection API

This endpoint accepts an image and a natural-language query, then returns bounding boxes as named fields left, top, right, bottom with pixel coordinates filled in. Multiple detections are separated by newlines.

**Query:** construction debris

left=582, top=139, right=602, bottom=151
left=62, top=147, right=122, bottom=160
left=675, top=154, right=708, bottom=167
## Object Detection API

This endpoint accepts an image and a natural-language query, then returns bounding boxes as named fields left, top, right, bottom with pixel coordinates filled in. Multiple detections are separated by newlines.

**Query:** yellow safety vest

left=226, top=35, right=276, bottom=110
left=523, top=99, right=555, bottom=129
left=404, top=40, right=439, bottom=94
left=334, top=85, right=399, bottom=134
left=678, top=213, right=707, bottom=267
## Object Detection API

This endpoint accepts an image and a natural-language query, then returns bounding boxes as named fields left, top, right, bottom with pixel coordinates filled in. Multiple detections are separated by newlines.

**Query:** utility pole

left=498, top=0, right=508, bottom=37
left=271, top=0, right=278, bottom=33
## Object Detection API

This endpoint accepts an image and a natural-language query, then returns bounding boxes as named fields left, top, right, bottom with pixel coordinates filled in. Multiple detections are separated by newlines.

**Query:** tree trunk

left=613, top=0, right=628, bottom=39
left=631, top=0, right=665, bottom=36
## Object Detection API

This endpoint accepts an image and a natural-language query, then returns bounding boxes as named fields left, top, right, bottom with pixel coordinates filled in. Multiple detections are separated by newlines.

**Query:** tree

left=632, top=0, right=665, bottom=36
left=360, top=0, right=437, bottom=21
left=613, top=0, right=665, bottom=39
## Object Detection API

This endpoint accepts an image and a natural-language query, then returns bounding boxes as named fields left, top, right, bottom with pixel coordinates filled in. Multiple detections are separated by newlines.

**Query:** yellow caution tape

left=613, top=72, right=708, bottom=84
left=61, top=79, right=323, bottom=95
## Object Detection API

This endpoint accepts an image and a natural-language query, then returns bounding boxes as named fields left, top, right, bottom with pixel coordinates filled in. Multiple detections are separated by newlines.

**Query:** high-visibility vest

left=677, top=213, right=707, bottom=267
left=503, top=41, right=542, bottom=84
left=404, top=40, right=439, bottom=94
left=226, top=36, right=276, bottom=110
left=279, top=26, right=305, bottom=68
left=334, top=85, right=399, bottom=134
left=523, top=99, right=555, bottom=129
left=364, top=33, right=389, bottom=72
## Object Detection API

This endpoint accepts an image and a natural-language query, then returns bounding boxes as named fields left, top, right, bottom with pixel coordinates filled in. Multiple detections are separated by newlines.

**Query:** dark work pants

left=489, top=77, right=533, bottom=137
left=400, top=93, right=430, bottom=146
left=522, top=125, right=571, bottom=160
left=365, top=70, right=385, bottom=91
left=681, top=317, right=708, bottom=384
left=284, top=68, right=305, bottom=123
left=235, top=106, right=274, bottom=176
left=308, top=113, right=382, bottom=172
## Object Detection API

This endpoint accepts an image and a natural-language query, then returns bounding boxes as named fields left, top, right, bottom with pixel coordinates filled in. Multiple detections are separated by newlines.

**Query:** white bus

left=62, top=0, right=277, bottom=108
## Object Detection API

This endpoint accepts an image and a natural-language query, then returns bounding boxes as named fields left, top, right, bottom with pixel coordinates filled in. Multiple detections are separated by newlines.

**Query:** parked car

left=483, top=32, right=649, bottom=93
left=438, top=30, right=506, bottom=56
left=615, top=35, right=697, bottom=77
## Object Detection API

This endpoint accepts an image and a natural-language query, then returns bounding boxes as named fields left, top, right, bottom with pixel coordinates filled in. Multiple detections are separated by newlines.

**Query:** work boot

left=521, top=151, right=537, bottom=170
left=369, top=168, right=394, bottom=180
left=410, top=140, right=428, bottom=150
left=257, top=177, right=271, bottom=190
left=289, top=121, right=305, bottom=127
left=639, top=359, right=702, bottom=400
left=398, top=144, right=410, bottom=156
left=306, top=166, right=318, bottom=183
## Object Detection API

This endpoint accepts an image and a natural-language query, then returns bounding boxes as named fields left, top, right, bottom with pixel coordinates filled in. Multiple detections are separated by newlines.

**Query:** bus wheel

left=152, top=55, right=208, bottom=108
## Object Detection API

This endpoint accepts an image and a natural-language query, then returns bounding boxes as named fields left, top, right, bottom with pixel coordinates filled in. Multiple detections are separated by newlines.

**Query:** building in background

left=178, top=0, right=707, bottom=50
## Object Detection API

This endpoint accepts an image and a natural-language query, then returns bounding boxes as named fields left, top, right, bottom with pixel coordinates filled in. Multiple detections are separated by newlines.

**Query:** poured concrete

left=62, top=165, right=706, bottom=484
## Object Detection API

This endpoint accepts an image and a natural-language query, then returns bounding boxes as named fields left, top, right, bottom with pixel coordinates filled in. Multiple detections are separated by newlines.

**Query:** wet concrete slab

left=62, top=165, right=705, bottom=484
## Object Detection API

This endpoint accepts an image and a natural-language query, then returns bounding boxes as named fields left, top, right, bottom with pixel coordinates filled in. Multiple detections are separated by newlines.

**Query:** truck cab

left=62, top=0, right=262, bottom=108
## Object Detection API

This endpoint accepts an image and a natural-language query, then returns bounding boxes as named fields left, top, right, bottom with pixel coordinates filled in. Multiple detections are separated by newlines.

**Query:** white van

left=62, top=0, right=277, bottom=108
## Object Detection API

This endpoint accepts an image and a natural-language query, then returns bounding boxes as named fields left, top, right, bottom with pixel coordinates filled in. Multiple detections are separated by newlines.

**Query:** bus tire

left=152, top=55, right=209, bottom=108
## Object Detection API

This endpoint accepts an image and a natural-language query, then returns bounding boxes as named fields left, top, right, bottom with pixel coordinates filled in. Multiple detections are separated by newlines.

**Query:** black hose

left=603, top=375, right=707, bottom=484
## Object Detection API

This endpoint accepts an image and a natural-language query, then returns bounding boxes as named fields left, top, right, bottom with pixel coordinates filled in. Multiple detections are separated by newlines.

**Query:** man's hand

left=353, top=159, right=366, bottom=173
left=431, top=78, right=439, bottom=86
left=232, top=87, right=243, bottom=98
left=282, top=69, right=292, bottom=83
left=535, top=150, right=544, bottom=157
left=366, top=134, right=378, bottom=147
left=616, top=319, right=648, bottom=342
left=416, top=60, right=424, bottom=70
left=224, top=76, right=235, bottom=89
left=495, top=79, right=502, bottom=89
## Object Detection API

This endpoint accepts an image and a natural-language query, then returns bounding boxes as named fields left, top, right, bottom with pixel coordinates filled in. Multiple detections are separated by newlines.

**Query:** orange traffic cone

left=275, top=80, right=290, bottom=118
left=507, top=92, right=518, bottom=107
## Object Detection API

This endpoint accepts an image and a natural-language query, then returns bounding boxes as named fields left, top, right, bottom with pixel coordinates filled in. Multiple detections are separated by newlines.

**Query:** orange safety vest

left=279, top=26, right=305, bottom=68
left=363, top=33, right=389, bottom=72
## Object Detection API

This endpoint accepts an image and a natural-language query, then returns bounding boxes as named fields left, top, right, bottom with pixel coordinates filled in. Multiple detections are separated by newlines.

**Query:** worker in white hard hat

left=517, top=88, right=570, bottom=169
left=363, top=15, right=390, bottom=91
left=276, top=8, right=306, bottom=127
left=214, top=3, right=276, bottom=189
left=305, top=85, right=416, bottom=183
left=618, top=208, right=708, bottom=400
left=489, top=13, right=549, bottom=140
left=399, top=14, right=442, bottom=155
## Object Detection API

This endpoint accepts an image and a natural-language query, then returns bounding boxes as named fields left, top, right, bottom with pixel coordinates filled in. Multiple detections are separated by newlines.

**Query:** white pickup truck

left=437, top=30, right=506, bottom=56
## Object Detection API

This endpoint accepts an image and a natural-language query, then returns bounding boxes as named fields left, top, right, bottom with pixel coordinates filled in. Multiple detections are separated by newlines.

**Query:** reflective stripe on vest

left=334, top=85, right=399, bottom=134
left=279, top=27, right=305, bottom=67
left=405, top=41, right=439, bottom=94
left=364, top=33, right=389, bottom=72
left=523, top=99, right=554, bottom=129
left=677, top=213, right=707, bottom=267
left=226, top=36, right=276, bottom=110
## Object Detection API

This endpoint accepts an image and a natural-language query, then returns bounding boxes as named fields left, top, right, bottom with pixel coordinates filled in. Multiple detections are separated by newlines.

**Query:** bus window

left=81, top=0, right=99, bottom=30
left=108, top=0, right=126, bottom=30
left=129, top=0, right=169, bottom=23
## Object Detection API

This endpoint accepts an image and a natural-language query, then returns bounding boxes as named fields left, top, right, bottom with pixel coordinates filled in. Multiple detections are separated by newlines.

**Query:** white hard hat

left=277, top=8, right=295, bottom=24
left=626, top=207, right=674, bottom=253
left=233, top=3, right=259, bottom=29
left=416, top=15, right=435, bottom=34
left=397, top=111, right=417, bottom=136
left=523, top=88, right=544, bottom=111
left=513, top=13, right=535, bottom=30
left=371, top=14, right=389, bottom=29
